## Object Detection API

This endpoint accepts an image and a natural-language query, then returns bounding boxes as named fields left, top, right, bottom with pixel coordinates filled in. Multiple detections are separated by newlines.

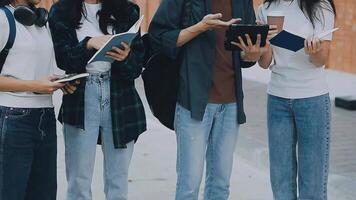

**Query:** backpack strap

left=0, top=6, right=16, bottom=73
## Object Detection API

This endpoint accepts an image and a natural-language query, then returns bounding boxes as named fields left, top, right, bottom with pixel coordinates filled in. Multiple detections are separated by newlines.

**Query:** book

left=270, top=28, right=339, bottom=52
left=54, top=73, right=90, bottom=83
left=88, top=15, right=145, bottom=64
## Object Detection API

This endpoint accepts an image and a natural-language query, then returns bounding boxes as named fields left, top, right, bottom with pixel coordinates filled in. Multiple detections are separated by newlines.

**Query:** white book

left=317, top=28, right=339, bottom=39
left=54, top=73, right=90, bottom=83
left=88, top=15, right=145, bottom=64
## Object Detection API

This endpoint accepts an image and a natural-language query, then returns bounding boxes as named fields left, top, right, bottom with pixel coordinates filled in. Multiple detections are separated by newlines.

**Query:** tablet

left=224, top=24, right=269, bottom=51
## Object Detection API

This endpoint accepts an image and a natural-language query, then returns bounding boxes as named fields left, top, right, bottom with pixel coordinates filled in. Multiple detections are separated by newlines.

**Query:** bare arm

left=305, top=39, right=331, bottom=67
left=176, top=14, right=240, bottom=47
left=0, top=76, right=65, bottom=94
left=258, top=46, right=273, bottom=69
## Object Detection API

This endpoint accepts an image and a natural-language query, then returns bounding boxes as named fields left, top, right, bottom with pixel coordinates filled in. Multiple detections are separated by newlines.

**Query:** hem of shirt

left=0, top=93, right=54, bottom=108
left=267, top=89, right=329, bottom=99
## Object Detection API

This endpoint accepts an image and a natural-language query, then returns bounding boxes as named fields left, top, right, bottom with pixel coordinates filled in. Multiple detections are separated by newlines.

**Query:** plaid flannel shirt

left=49, top=3, right=146, bottom=148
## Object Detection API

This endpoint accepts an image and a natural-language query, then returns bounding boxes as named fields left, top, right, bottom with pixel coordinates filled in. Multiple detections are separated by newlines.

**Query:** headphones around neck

left=13, top=5, right=48, bottom=27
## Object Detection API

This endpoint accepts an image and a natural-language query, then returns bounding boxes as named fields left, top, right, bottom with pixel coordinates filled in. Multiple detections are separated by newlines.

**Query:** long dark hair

left=264, top=0, right=336, bottom=27
left=55, top=0, right=130, bottom=34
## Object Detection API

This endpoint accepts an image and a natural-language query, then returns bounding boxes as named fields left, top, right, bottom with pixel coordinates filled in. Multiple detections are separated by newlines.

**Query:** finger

left=318, top=39, right=323, bottom=51
left=106, top=55, right=125, bottom=62
left=111, top=46, right=125, bottom=54
left=67, top=84, right=77, bottom=91
left=75, top=80, right=80, bottom=85
left=256, top=19, right=264, bottom=25
left=231, top=41, right=244, bottom=50
left=238, top=36, right=247, bottom=49
left=227, top=18, right=241, bottom=25
left=316, top=38, right=321, bottom=51
left=121, top=42, right=130, bottom=50
left=53, top=82, right=65, bottom=88
left=64, top=86, right=74, bottom=94
left=107, top=50, right=128, bottom=59
left=48, top=75, right=60, bottom=81
left=210, top=13, right=223, bottom=20
left=304, top=39, right=308, bottom=53
left=245, top=34, right=253, bottom=47
left=256, top=34, right=261, bottom=47
left=268, top=29, right=278, bottom=35
left=269, top=25, right=278, bottom=30
left=308, top=39, right=313, bottom=52
left=61, top=88, right=68, bottom=95
left=106, top=51, right=124, bottom=58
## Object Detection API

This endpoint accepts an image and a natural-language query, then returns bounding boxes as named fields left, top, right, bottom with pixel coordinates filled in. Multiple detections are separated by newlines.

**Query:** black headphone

left=13, top=5, right=48, bottom=27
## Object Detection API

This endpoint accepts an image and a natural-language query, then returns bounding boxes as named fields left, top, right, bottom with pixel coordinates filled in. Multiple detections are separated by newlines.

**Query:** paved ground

left=54, top=78, right=356, bottom=200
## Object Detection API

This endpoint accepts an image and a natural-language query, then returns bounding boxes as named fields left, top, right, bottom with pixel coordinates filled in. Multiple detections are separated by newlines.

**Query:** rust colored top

left=209, top=0, right=237, bottom=103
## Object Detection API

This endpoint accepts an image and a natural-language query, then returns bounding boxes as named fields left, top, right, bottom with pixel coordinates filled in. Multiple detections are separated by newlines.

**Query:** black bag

left=142, top=1, right=192, bottom=130
left=0, top=6, right=17, bottom=73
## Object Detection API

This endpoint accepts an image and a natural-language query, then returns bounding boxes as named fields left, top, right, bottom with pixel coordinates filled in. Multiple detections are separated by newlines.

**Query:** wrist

left=86, top=38, right=93, bottom=50
left=195, top=22, right=208, bottom=33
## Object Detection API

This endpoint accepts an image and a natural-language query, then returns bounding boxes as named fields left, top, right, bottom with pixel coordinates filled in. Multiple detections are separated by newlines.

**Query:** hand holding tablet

left=224, top=24, right=270, bottom=51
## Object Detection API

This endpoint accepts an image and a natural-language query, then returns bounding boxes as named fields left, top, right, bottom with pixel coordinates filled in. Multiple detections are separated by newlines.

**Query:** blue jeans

left=63, top=72, right=134, bottom=200
left=0, top=106, right=57, bottom=200
left=267, top=94, right=331, bottom=200
left=174, top=103, right=240, bottom=200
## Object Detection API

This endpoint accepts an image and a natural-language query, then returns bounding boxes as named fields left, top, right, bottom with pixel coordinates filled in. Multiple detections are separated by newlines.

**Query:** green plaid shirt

left=49, top=3, right=146, bottom=148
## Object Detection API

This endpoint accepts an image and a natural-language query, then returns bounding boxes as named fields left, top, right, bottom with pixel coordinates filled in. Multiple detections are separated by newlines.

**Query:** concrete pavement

left=54, top=78, right=356, bottom=200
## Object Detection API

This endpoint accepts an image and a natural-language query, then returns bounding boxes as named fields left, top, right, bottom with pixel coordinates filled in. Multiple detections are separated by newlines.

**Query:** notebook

left=270, top=28, right=339, bottom=52
left=88, top=15, right=144, bottom=64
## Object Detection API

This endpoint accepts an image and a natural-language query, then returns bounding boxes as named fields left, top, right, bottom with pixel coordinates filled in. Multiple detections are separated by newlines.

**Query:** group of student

left=0, top=0, right=336, bottom=200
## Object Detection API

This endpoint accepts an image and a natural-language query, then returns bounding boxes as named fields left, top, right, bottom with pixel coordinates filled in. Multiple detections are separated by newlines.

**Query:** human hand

left=105, top=42, right=131, bottom=62
left=304, top=37, right=322, bottom=55
left=87, top=35, right=112, bottom=50
left=61, top=80, right=80, bottom=95
left=31, top=76, right=65, bottom=94
left=197, top=13, right=241, bottom=32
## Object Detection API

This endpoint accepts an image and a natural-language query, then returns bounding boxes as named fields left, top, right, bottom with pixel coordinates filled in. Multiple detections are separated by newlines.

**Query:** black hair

left=0, top=0, right=12, bottom=7
left=264, top=0, right=336, bottom=27
left=55, top=0, right=130, bottom=34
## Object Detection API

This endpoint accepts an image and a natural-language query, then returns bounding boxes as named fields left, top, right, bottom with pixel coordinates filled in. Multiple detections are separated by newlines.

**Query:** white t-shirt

left=76, top=2, right=112, bottom=73
left=0, top=6, right=55, bottom=108
left=257, top=0, right=335, bottom=99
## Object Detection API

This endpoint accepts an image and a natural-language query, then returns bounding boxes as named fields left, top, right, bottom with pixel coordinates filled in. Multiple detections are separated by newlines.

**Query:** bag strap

left=0, top=6, right=16, bottom=73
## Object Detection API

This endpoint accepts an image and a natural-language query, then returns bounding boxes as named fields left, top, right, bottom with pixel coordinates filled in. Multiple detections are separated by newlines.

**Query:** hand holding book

left=105, top=42, right=131, bottom=62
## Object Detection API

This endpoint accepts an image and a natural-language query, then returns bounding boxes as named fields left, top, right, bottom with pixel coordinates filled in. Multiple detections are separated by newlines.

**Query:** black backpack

left=142, top=1, right=192, bottom=130
left=0, top=6, right=16, bottom=73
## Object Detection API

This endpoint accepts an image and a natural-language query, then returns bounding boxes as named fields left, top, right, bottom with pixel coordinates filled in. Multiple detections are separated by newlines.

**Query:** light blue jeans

left=63, top=72, right=134, bottom=200
left=267, top=94, right=331, bottom=200
left=174, top=103, right=240, bottom=200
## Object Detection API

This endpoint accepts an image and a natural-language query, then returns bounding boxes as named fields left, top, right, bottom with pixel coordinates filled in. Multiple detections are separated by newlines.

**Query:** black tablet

left=224, top=24, right=269, bottom=51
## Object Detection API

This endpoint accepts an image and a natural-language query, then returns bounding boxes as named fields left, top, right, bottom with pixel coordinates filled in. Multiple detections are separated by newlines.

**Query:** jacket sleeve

left=240, top=0, right=257, bottom=68
left=148, top=0, right=185, bottom=59
left=48, top=5, right=96, bottom=73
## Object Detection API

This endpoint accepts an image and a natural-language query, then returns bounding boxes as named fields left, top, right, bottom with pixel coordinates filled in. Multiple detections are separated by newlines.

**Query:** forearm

left=309, top=52, right=327, bottom=67
left=0, top=76, right=37, bottom=92
left=176, top=23, right=206, bottom=47
left=258, top=48, right=273, bottom=69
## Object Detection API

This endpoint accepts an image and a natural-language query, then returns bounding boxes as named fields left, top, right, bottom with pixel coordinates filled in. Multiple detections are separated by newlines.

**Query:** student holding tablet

left=149, top=0, right=270, bottom=199
left=254, top=0, right=336, bottom=199
left=49, top=0, right=146, bottom=199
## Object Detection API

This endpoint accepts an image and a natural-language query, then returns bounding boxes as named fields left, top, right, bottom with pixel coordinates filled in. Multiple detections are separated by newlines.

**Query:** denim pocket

left=6, top=108, right=31, bottom=119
